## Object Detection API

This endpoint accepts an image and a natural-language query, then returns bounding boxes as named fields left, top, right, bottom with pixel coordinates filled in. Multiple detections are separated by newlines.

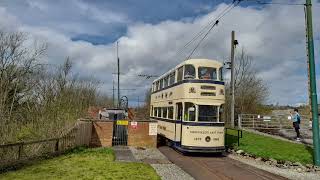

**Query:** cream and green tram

left=150, top=58, right=225, bottom=153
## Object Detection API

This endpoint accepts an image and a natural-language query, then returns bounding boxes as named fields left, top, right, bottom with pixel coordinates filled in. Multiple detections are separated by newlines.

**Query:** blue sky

left=0, top=0, right=319, bottom=106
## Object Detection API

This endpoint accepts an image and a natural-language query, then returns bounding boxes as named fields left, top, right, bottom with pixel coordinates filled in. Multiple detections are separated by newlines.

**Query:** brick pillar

left=90, top=121, right=114, bottom=147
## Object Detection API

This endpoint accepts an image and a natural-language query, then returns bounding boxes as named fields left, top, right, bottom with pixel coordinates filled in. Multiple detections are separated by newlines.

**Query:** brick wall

left=128, top=121, right=157, bottom=148
left=90, top=121, right=113, bottom=147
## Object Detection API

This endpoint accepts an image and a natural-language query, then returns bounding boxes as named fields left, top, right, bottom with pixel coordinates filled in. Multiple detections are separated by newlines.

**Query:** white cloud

left=0, top=1, right=320, bottom=105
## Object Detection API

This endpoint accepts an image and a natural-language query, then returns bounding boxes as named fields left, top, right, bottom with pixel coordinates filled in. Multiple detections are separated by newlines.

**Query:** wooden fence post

left=18, top=144, right=23, bottom=160
left=55, top=139, right=59, bottom=152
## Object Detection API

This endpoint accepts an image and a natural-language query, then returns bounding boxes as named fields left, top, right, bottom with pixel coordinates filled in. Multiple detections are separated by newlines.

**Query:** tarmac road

left=158, top=146, right=288, bottom=180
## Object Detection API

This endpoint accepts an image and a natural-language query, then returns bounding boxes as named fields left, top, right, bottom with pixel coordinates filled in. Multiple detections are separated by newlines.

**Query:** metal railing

left=238, top=114, right=311, bottom=130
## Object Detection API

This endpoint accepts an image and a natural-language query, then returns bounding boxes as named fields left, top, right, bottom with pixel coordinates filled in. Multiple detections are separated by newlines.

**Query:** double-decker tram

left=150, top=59, right=225, bottom=153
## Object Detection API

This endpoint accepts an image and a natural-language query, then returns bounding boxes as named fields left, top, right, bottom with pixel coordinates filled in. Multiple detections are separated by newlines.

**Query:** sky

left=0, top=0, right=320, bottom=107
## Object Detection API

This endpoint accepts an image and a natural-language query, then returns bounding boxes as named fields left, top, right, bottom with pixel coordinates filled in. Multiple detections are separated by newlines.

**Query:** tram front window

left=198, top=105, right=218, bottom=122
left=184, top=102, right=196, bottom=121
left=198, top=67, right=217, bottom=80
left=184, top=65, right=195, bottom=79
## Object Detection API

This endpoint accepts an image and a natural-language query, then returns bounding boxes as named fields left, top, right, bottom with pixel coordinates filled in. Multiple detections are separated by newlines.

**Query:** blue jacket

left=291, top=113, right=300, bottom=123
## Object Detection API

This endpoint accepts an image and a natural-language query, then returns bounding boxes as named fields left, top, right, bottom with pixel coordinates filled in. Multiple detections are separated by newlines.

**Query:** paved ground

left=114, top=146, right=194, bottom=180
left=159, top=146, right=288, bottom=180
left=112, top=146, right=137, bottom=162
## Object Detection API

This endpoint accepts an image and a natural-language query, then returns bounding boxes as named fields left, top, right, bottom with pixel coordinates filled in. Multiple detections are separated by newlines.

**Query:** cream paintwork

left=153, top=59, right=223, bottom=81
left=150, top=58, right=225, bottom=149
left=181, top=126, right=225, bottom=147
left=151, top=118, right=182, bottom=142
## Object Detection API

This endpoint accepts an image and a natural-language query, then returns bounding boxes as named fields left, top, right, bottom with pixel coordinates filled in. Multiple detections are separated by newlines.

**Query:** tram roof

left=153, top=58, right=223, bottom=83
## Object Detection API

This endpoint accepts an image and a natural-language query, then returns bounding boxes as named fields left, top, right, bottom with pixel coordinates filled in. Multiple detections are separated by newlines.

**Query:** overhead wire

left=247, top=0, right=305, bottom=6
left=185, top=0, right=243, bottom=60
left=174, top=2, right=236, bottom=58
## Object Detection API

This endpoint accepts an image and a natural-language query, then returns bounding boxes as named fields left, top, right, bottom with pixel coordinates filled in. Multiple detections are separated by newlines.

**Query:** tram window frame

left=154, top=108, right=158, bottom=117
left=160, top=79, right=164, bottom=89
left=198, top=67, right=217, bottom=80
left=177, top=66, right=184, bottom=82
left=176, top=103, right=183, bottom=121
left=219, top=105, right=224, bottom=122
left=156, top=81, right=160, bottom=90
left=164, top=76, right=169, bottom=88
left=184, top=102, right=196, bottom=122
left=163, top=107, right=168, bottom=118
left=198, top=105, right=218, bottom=122
left=169, top=71, right=175, bottom=85
left=168, top=107, right=174, bottom=119
left=184, top=64, right=195, bottom=80
left=219, top=67, right=223, bottom=81
left=150, top=106, right=153, bottom=117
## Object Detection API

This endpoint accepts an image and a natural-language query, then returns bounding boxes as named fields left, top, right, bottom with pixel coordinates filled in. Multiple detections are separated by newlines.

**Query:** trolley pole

left=230, top=31, right=236, bottom=128
left=117, top=41, right=120, bottom=108
left=305, top=0, right=320, bottom=166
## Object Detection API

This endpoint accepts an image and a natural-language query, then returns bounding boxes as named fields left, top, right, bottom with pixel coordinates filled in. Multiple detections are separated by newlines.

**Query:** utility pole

left=230, top=30, right=236, bottom=128
left=117, top=41, right=120, bottom=108
left=305, top=0, right=320, bottom=166
left=112, top=80, right=115, bottom=107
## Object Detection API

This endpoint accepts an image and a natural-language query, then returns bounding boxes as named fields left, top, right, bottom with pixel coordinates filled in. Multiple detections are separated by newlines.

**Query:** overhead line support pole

left=117, top=41, right=120, bottom=108
left=305, top=0, right=320, bottom=166
left=230, top=30, right=236, bottom=128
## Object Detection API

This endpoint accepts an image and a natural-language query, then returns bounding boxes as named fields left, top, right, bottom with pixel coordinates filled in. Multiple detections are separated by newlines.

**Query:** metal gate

left=112, top=96, right=129, bottom=146
left=112, top=119, right=128, bottom=146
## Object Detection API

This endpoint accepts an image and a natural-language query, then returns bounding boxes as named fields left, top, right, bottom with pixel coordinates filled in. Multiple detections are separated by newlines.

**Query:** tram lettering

left=212, top=138, right=219, bottom=141
left=194, top=137, right=202, bottom=141
left=190, top=130, right=209, bottom=134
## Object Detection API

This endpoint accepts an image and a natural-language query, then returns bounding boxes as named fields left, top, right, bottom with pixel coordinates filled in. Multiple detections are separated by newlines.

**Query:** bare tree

left=0, top=31, right=103, bottom=143
left=224, top=49, right=269, bottom=124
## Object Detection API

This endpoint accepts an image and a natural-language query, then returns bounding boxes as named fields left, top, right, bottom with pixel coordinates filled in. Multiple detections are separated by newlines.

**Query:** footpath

left=112, top=146, right=194, bottom=180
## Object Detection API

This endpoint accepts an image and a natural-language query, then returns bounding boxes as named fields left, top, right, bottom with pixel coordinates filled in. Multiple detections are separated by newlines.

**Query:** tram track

left=159, top=146, right=287, bottom=180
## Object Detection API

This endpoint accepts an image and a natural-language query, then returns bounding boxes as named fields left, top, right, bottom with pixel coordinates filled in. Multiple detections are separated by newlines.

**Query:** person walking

left=291, top=108, right=301, bottom=141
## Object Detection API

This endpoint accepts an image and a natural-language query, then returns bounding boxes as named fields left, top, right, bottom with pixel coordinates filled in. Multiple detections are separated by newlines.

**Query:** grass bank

left=0, top=147, right=160, bottom=180
left=226, top=129, right=313, bottom=164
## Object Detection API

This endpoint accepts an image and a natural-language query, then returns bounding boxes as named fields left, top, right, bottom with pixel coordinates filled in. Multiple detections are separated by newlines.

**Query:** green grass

left=226, top=130, right=313, bottom=164
left=0, top=147, right=160, bottom=180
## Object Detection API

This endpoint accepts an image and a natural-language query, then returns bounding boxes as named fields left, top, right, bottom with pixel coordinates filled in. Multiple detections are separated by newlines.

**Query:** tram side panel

left=157, top=120, right=176, bottom=141
left=181, top=125, right=225, bottom=147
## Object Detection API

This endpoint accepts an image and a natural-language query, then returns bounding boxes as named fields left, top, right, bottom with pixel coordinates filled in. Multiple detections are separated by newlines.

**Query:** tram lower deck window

left=168, top=107, right=173, bottom=119
left=198, top=105, right=218, bottom=122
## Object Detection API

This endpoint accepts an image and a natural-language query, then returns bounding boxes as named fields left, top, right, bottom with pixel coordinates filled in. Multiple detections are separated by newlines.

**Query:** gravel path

left=129, top=147, right=194, bottom=180
left=151, top=164, right=194, bottom=180
left=228, top=153, right=320, bottom=180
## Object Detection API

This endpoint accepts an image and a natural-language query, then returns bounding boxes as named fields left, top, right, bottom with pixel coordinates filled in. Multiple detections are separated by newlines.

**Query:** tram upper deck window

left=198, top=67, right=217, bottom=80
left=156, top=81, right=160, bottom=90
left=164, top=76, right=169, bottom=88
left=160, top=79, right=164, bottom=89
left=184, top=65, right=195, bottom=79
left=198, top=105, right=218, bottom=122
left=169, top=72, right=175, bottom=85
left=184, top=102, right=196, bottom=121
left=177, top=66, right=183, bottom=81
left=219, top=67, right=223, bottom=81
